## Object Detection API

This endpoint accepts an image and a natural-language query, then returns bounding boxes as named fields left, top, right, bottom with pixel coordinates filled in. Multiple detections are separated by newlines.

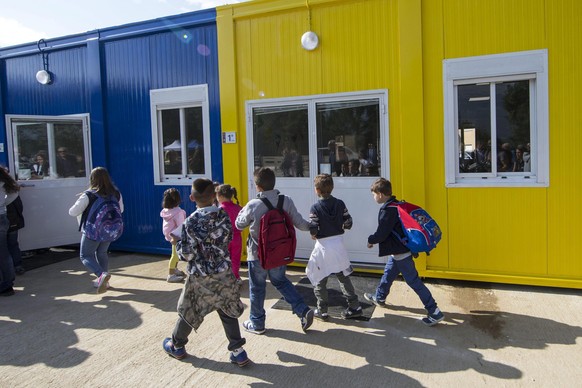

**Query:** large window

left=8, top=116, right=89, bottom=181
left=250, top=91, right=386, bottom=179
left=150, top=85, right=211, bottom=185
left=444, top=50, right=549, bottom=187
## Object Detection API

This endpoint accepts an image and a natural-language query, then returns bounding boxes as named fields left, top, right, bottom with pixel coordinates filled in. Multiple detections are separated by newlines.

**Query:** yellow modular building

left=216, top=0, right=582, bottom=289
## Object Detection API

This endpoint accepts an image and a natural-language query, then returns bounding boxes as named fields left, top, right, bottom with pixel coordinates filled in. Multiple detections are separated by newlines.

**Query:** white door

left=247, top=91, right=389, bottom=266
left=6, top=115, right=91, bottom=251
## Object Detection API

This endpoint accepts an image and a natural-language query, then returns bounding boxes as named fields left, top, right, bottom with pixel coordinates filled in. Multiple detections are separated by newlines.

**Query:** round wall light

left=36, top=69, right=52, bottom=85
left=301, top=31, right=319, bottom=51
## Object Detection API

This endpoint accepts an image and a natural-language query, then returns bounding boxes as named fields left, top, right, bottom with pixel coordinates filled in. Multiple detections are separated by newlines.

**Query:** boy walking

left=163, top=178, right=250, bottom=366
left=307, top=174, right=362, bottom=321
left=236, top=167, right=314, bottom=334
left=364, top=178, right=444, bottom=326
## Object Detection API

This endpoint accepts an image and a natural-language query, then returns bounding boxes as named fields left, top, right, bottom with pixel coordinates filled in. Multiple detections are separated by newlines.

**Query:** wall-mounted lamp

left=302, top=1, right=319, bottom=51
left=36, top=39, right=53, bottom=85
left=301, top=31, right=319, bottom=51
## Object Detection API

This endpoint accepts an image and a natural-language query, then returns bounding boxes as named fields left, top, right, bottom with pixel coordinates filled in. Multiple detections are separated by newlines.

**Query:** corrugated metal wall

left=3, top=47, right=88, bottom=115
left=0, top=10, right=223, bottom=256
left=102, top=23, right=223, bottom=254
left=422, top=0, right=582, bottom=286
left=219, top=0, right=582, bottom=288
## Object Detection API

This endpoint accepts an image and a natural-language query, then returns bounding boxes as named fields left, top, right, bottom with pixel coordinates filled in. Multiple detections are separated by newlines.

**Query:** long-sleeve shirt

left=309, top=195, right=352, bottom=239
left=235, top=189, right=311, bottom=262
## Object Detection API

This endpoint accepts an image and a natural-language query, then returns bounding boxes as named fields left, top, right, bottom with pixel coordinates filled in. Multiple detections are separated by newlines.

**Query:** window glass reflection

left=14, top=121, right=86, bottom=180
left=252, top=105, right=309, bottom=177
left=316, top=99, right=381, bottom=177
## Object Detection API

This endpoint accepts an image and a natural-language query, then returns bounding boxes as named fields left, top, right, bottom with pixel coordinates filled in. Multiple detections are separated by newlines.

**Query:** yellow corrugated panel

left=448, top=188, right=548, bottom=276
left=443, top=0, right=546, bottom=58
left=546, top=0, right=582, bottom=278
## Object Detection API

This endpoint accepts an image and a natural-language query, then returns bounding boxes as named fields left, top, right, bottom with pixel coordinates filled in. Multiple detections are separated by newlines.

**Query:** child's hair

left=314, top=174, right=333, bottom=197
left=191, top=178, right=216, bottom=204
left=253, top=167, right=276, bottom=191
left=216, top=184, right=239, bottom=204
left=162, top=188, right=181, bottom=209
left=0, top=166, right=19, bottom=193
left=89, top=167, right=119, bottom=197
left=370, top=177, right=392, bottom=196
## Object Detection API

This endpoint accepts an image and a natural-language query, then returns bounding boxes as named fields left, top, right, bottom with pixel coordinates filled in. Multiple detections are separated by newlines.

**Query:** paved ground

left=1, top=252, right=581, bottom=387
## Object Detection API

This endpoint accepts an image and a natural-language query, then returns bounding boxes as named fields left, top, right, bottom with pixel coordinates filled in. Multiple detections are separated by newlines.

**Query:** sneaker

left=163, top=338, right=187, bottom=360
left=92, top=280, right=110, bottom=289
left=230, top=347, right=251, bottom=367
left=364, top=293, right=386, bottom=307
left=14, top=266, right=26, bottom=275
left=300, top=308, right=314, bottom=332
left=174, top=269, right=187, bottom=278
left=341, top=306, right=363, bottom=319
left=314, top=308, right=329, bottom=322
left=243, top=320, right=266, bottom=335
left=422, top=309, right=445, bottom=326
left=96, top=272, right=111, bottom=294
left=0, top=287, right=15, bottom=297
left=167, top=273, right=185, bottom=283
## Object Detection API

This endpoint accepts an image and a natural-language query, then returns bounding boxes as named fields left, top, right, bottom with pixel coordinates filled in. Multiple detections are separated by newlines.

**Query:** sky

left=0, top=0, right=249, bottom=48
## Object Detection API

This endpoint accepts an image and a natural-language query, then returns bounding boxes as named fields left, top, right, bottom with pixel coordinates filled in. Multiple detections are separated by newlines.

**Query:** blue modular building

left=0, top=9, right=223, bottom=254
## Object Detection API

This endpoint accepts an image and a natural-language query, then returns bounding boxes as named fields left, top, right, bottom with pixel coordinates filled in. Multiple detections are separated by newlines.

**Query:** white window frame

left=443, top=50, right=549, bottom=187
left=150, top=85, right=212, bottom=186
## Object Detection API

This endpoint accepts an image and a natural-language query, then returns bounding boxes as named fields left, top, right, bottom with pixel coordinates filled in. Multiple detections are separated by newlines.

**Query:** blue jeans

left=375, top=254, right=438, bottom=315
left=80, top=234, right=111, bottom=277
left=247, top=260, right=309, bottom=329
left=8, top=230, right=22, bottom=268
left=0, top=214, right=15, bottom=292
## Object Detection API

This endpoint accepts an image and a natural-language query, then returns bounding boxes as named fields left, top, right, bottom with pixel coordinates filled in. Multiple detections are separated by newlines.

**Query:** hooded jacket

left=160, top=207, right=187, bottom=241
left=309, top=195, right=352, bottom=239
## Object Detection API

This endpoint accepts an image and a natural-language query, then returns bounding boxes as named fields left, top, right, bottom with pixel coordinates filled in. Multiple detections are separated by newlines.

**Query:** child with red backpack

left=235, top=167, right=314, bottom=334
left=364, top=178, right=445, bottom=326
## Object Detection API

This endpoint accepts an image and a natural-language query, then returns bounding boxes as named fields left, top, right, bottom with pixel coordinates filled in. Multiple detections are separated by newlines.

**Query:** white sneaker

left=167, top=273, right=184, bottom=283
left=174, top=269, right=187, bottom=278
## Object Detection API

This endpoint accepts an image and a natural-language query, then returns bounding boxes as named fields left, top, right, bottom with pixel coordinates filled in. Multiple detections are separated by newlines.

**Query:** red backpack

left=258, top=195, right=297, bottom=269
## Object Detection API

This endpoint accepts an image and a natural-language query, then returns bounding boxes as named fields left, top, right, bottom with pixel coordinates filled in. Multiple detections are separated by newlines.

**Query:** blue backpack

left=79, top=190, right=124, bottom=242
left=388, top=200, right=442, bottom=256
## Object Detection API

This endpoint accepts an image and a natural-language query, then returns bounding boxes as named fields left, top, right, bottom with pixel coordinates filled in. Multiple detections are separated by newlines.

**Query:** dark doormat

left=21, top=245, right=80, bottom=271
left=271, top=275, right=379, bottom=321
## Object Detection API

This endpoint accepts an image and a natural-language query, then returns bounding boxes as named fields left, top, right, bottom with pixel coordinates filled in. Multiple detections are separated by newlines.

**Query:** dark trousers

left=172, top=309, right=246, bottom=351
left=314, top=272, right=359, bottom=312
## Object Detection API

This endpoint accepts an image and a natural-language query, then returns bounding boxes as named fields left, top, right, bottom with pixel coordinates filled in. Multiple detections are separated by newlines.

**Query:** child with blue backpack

left=364, top=178, right=444, bottom=326
left=69, top=167, right=124, bottom=294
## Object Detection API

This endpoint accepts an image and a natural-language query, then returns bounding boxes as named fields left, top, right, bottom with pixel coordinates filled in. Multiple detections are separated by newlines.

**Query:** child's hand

left=170, top=236, right=180, bottom=245
left=367, top=243, right=374, bottom=249
left=311, top=235, right=317, bottom=240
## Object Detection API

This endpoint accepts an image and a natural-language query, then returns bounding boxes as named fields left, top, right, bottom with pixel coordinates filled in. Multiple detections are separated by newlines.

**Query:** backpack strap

left=259, top=196, right=275, bottom=211
left=276, top=195, right=285, bottom=211
left=78, top=190, right=98, bottom=232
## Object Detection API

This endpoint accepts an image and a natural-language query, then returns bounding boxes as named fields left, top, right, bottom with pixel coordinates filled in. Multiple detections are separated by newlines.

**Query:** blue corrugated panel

left=0, top=9, right=222, bottom=255
left=103, top=24, right=223, bottom=254
left=3, top=47, right=88, bottom=115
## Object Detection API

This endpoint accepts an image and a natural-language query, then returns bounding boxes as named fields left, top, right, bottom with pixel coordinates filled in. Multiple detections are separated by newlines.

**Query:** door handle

left=19, top=183, right=36, bottom=187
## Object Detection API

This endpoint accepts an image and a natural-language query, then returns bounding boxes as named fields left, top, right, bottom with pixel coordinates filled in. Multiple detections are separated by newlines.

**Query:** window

left=8, top=116, right=90, bottom=181
left=150, top=85, right=211, bottom=185
left=444, top=50, right=549, bottom=187
left=249, top=91, right=386, bottom=179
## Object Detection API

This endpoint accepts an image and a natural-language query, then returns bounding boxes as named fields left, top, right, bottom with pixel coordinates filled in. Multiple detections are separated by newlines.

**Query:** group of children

left=160, top=167, right=444, bottom=366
